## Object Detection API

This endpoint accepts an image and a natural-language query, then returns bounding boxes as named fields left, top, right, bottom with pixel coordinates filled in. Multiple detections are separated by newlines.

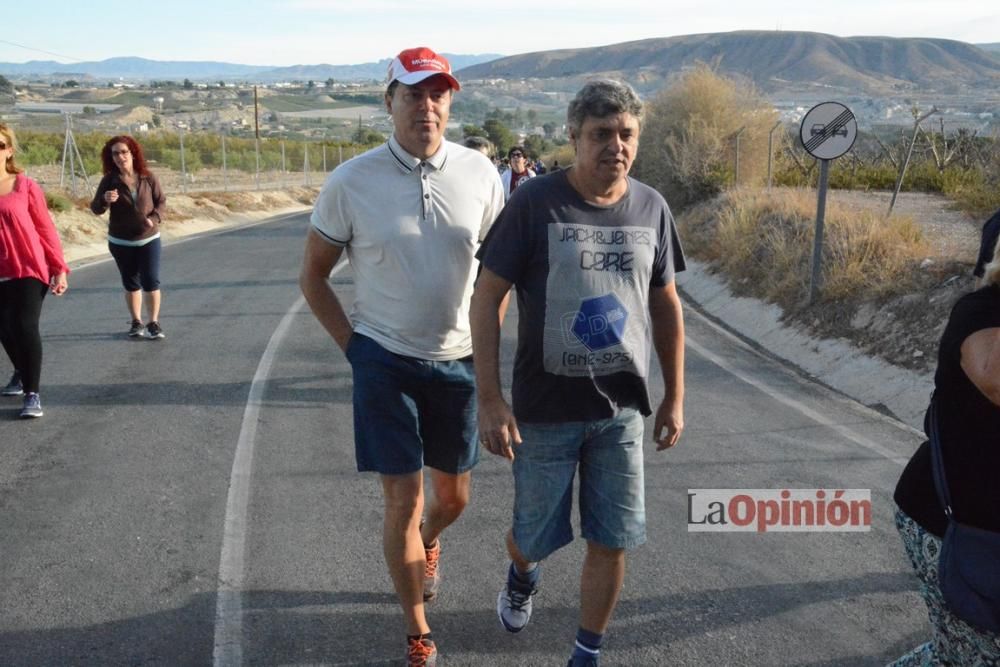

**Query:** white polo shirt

left=311, top=136, right=505, bottom=360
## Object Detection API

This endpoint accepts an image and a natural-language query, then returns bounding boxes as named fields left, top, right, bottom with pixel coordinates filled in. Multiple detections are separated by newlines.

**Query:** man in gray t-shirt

left=471, top=80, right=686, bottom=667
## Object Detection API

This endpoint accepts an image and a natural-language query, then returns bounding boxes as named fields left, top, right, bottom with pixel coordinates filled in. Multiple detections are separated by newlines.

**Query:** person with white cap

left=300, top=46, right=504, bottom=666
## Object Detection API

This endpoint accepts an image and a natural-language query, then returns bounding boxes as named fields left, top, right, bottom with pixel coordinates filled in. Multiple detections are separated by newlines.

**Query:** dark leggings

left=108, top=238, right=161, bottom=292
left=0, top=278, right=48, bottom=393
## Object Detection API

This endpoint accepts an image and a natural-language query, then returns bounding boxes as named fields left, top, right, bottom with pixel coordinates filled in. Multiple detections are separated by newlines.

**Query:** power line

left=0, top=38, right=83, bottom=63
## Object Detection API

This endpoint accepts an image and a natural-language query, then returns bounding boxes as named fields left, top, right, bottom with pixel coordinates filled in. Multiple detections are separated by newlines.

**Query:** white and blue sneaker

left=497, top=564, right=538, bottom=633
left=19, top=392, right=42, bottom=419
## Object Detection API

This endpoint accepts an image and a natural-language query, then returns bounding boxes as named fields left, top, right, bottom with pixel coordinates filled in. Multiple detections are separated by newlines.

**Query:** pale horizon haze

left=2, top=0, right=998, bottom=67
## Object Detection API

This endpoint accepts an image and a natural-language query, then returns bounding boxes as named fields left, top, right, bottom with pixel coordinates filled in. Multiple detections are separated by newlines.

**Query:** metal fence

left=24, top=114, right=368, bottom=198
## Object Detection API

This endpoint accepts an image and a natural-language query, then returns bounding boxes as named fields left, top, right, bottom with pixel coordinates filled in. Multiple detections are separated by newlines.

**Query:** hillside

left=457, top=31, right=1000, bottom=96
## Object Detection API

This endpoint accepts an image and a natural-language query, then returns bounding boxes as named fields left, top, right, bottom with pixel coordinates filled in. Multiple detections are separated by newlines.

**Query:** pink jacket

left=0, top=175, right=70, bottom=285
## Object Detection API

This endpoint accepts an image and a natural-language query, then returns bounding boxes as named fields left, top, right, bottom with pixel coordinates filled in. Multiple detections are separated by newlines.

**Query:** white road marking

left=684, top=317, right=914, bottom=466
left=213, top=260, right=347, bottom=667
left=69, top=210, right=308, bottom=272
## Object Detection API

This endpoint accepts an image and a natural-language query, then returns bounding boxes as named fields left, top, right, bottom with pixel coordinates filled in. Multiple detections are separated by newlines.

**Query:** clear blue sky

left=2, top=0, right=998, bottom=66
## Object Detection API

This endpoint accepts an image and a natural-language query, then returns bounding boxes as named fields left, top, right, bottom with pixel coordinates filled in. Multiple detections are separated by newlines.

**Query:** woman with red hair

left=90, top=135, right=167, bottom=339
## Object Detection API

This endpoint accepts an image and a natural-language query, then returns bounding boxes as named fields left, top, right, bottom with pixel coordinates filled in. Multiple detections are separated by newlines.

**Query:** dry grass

left=679, top=186, right=929, bottom=307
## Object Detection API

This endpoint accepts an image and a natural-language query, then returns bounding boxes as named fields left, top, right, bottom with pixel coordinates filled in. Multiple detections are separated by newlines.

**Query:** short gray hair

left=567, top=79, right=643, bottom=136
left=462, top=135, right=493, bottom=156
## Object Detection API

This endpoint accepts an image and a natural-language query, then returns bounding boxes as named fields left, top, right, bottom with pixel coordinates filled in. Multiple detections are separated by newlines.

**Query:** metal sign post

left=810, top=159, right=831, bottom=304
left=799, top=101, right=858, bottom=304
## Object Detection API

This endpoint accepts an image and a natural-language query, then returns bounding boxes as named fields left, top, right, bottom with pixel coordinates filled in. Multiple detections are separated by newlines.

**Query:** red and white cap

left=387, top=47, right=460, bottom=91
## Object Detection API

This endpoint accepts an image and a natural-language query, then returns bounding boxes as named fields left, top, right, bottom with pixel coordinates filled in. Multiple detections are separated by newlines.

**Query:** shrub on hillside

left=776, top=160, right=899, bottom=191
left=44, top=191, right=72, bottom=213
left=679, top=187, right=928, bottom=306
left=634, top=64, right=780, bottom=211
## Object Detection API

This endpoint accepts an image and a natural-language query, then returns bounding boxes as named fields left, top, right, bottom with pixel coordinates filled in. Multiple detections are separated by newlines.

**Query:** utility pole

left=254, top=85, right=261, bottom=190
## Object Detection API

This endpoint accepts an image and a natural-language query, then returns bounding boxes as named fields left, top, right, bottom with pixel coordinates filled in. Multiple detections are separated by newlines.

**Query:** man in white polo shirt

left=299, top=46, right=504, bottom=666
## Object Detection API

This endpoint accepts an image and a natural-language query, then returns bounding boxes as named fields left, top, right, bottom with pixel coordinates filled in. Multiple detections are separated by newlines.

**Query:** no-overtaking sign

left=799, top=102, right=857, bottom=160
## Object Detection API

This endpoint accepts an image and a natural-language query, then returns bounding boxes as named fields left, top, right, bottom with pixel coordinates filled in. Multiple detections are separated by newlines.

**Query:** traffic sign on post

left=800, top=102, right=857, bottom=160
left=798, top=101, right=857, bottom=304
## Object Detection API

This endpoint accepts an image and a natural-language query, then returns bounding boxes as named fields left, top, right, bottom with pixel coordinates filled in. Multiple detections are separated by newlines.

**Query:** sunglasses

left=510, top=152, right=524, bottom=158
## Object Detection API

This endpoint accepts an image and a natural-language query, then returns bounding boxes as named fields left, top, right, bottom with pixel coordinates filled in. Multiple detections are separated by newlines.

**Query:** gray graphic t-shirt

left=477, top=170, right=685, bottom=423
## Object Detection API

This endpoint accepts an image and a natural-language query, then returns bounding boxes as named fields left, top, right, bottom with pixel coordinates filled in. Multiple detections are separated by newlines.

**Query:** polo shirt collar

left=387, top=135, right=448, bottom=173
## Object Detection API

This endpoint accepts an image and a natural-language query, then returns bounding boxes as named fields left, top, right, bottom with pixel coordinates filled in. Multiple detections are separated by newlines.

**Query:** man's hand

left=300, top=229, right=352, bottom=353
left=478, top=395, right=522, bottom=461
left=653, top=397, right=683, bottom=450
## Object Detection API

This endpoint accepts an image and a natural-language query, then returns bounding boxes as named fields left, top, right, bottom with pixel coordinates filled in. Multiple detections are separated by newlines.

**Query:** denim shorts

left=511, top=408, right=646, bottom=562
left=345, top=333, right=478, bottom=475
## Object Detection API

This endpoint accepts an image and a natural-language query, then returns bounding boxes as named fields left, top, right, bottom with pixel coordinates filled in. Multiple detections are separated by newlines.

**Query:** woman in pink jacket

left=0, top=123, right=69, bottom=418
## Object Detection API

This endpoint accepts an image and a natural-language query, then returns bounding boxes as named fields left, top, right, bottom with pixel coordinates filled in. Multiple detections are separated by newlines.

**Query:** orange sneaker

left=407, top=636, right=437, bottom=666
left=423, top=539, right=441, bottom=601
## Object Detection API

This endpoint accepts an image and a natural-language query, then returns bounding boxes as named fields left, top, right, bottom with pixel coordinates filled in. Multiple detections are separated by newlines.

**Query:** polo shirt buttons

left=424, top=194, right=430, bottom=199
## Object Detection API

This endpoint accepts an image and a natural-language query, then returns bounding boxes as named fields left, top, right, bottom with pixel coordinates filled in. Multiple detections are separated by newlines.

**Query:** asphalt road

left=0, top=211, right=931, bottom=666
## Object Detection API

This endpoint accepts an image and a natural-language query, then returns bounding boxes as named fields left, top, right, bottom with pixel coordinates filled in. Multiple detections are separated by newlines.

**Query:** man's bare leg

left=381, top=472, right=429, bottom=635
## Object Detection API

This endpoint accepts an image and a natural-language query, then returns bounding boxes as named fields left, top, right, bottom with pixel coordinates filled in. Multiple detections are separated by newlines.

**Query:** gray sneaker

left=19, top=392, right=42, bottom=419
left=497, top=573, right=537, bottom=633
left=128, top=320, right=146, bottom=338
left=2, top=371, right=23, bottom=396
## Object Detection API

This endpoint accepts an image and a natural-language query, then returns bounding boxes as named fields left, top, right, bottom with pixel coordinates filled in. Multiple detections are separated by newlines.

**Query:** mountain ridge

left=3, top=32, right=998, bottom=95
left=0, top=54, right=502, bottom=82
left=456, top=31, right=1000, bottom=95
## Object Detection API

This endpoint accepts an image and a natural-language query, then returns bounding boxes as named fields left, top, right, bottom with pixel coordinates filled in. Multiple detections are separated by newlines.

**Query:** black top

left=973, top=209, right=1000, bottom=278
left=894, top=285, right=1000, bottom=536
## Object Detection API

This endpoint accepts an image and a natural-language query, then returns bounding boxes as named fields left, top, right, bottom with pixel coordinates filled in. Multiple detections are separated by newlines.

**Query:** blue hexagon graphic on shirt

left=571, top=294, right=628, bottom=351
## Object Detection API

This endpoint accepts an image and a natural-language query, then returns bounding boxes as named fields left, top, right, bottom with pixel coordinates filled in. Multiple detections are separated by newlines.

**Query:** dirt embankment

left=54, top=186, right=319, bottom=265
left=684, top=188, right=985, bottom=374
left=815, top=190, right=982, bottom=372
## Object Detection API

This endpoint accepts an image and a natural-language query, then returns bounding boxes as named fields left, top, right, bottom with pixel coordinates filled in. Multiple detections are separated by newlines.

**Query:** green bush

left=44, top=191, right=72, bottom=213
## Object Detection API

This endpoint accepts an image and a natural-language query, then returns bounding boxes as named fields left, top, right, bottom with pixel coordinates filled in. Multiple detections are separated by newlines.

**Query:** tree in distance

left=634, top=63, right=779, bottom=211
left=462, top=124, right=488, bottom=139
left=352, top=127, right=384, bottom=145
left=483, top=118, right=515, bottom=156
